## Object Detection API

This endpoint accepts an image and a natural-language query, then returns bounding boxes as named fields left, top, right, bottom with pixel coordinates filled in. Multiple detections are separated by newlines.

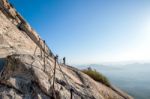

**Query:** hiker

left=63, top=57, right=66, bottom=65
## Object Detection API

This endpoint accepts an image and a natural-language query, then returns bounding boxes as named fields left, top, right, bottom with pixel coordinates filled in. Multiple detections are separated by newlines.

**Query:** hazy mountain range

left=76, top=63, right=150, bottom=99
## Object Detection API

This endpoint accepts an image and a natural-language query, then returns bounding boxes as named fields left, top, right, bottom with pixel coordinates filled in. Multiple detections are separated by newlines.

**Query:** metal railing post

left=70, top=88, right=73, bottom=99
left=43, top=40, right=46, bottom=72
left=52, top=55, right=58, bottom=98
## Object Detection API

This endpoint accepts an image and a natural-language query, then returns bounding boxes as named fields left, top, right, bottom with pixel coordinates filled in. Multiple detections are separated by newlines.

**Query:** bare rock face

left=0, top=0, right=133, bottom=99
left=0, top=54, right=133, bottom=99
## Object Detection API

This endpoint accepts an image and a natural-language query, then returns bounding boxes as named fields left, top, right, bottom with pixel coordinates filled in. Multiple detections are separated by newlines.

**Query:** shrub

left=82, top=68, right=110, bottom=87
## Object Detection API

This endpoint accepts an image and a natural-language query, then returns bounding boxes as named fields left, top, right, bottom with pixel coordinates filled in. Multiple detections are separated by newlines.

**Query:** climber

left=63, top=57, right=66, bottom=65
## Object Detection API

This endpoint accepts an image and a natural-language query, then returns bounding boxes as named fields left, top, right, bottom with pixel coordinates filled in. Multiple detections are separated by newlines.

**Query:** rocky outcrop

left=0, top=54, right=133, bottom=99
left=0, top=0, right=54, bottom=58
left=0, top=0, right=133, bottom=99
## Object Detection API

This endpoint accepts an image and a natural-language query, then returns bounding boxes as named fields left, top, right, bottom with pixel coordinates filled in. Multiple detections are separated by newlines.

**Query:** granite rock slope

left=0, top=54, right=133, bottom=99
left=0, top=0, right=133, bottom=99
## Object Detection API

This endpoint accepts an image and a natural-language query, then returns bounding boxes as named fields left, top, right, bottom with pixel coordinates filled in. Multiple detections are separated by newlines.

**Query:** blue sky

left=9, top=0, right=150, bottom=65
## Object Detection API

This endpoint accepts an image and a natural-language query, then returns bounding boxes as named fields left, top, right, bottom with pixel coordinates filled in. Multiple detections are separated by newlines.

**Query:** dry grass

left=82, top=68, right=110, bottom=87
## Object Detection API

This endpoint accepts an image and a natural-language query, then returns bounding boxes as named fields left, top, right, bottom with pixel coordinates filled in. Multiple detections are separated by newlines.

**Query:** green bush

left=82, top=68, right=110, bottom=86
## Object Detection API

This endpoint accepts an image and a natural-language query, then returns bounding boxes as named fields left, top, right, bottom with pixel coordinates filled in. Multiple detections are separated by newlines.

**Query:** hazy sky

left=10, top=0, right=150, bottom=65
